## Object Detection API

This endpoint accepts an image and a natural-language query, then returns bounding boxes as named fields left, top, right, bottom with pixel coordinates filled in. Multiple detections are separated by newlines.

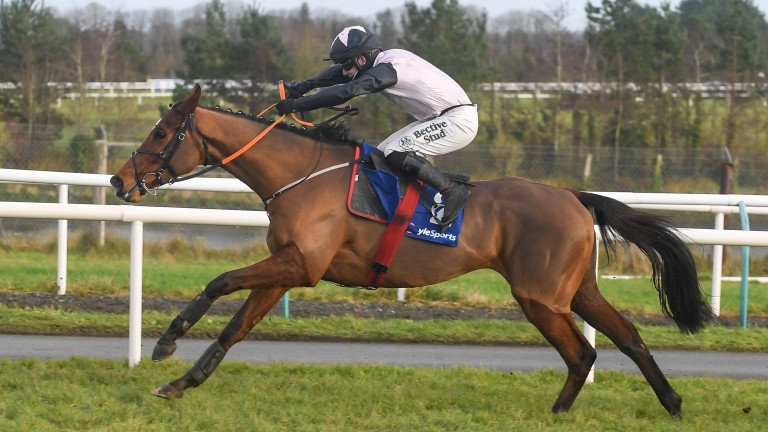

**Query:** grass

left=2, top=236, right=768, bottom=430
left=2, top=234, right=768, bottom=313
left=0, top=358, right=766, bottom=431
left=1, top=235, right=767, bottom=352
left=1, top=245, right=767, bottom=317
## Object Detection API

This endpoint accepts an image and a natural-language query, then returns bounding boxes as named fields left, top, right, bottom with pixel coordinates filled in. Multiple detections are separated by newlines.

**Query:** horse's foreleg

left=516, top=297, right=596, bottom=414
left=572, top=282, right=683, bottom=418
left=154, top=286, right=290, bottom=399
left=152, top=292, right=215, bottom=361
left=153, top=243, right=310, bottom=361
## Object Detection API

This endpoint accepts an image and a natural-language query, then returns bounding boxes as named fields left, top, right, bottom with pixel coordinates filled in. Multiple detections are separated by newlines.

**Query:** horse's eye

left=154, top=129, right=167, bottom=139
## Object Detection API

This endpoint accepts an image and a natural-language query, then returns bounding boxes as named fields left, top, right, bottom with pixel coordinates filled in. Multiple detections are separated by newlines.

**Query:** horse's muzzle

left=110, top=175, right=143, bottom=202
left=109, top=175, right=124, bottom=193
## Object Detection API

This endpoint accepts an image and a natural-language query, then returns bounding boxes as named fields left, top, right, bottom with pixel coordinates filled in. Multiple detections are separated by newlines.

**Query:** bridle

left=122, top=109, right=215, bottom=200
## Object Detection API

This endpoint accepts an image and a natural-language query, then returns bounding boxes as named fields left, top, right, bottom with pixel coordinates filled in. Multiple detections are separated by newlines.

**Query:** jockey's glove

left=276, top=99, right=297, bottom=115
left=286, top=81, right=308, bottom=99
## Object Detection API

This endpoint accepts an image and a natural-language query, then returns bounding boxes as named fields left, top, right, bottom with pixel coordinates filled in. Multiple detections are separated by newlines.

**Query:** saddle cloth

left=347, top=141, right=464, bottom=247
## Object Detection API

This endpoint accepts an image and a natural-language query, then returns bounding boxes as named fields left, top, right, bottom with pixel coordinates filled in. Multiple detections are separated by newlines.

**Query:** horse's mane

left=203, top=105, right=356, bottom=145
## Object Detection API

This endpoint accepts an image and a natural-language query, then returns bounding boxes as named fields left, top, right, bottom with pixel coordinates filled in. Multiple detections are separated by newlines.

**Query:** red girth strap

left=365, top=181, right=422, bottom=288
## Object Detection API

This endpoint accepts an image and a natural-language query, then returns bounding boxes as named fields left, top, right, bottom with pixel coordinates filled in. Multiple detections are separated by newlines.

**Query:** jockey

left=277, top=25, right=477, bottom=229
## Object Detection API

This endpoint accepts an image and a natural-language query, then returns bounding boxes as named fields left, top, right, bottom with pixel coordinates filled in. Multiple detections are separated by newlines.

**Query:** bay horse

left=110, top=84, right=712, bottom=417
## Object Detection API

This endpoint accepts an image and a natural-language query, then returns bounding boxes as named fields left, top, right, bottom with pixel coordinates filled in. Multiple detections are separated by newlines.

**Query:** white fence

left=0, top=169, right=260, bottom=367
left=0, top=80, right=753, bottom=100
left=1, top=168, right=766, bottom=369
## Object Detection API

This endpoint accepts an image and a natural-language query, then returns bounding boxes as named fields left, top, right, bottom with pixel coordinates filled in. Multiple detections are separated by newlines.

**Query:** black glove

left=276, top=99, right=296, bottom=115
left=285, top=81, right=307, bottom=99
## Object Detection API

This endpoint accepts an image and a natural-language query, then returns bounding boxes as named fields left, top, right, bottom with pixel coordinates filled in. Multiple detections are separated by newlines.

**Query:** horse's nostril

left=110, top=175, right=123, bottom=191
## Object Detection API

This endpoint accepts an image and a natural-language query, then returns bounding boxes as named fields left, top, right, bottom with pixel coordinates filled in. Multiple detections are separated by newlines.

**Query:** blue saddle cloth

left=348, top=142, right=463, bottom=247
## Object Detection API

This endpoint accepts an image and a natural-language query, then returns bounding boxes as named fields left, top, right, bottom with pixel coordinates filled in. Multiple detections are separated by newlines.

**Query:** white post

left=397, top=288, right=406, bottom=302
left=93, top=139, right=108, bottom=246
left=129, top=221, right=143, bottom=368
left=711, top=213, right=725, bottom=316
left=584, top=324, right=596, bottom=384
left=584, top=231, right=599, bottom=384
left=57, top=185, right=68, bottom=295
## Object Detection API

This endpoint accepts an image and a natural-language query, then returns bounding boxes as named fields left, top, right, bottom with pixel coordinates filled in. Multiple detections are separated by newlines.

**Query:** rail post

left=711, top=212, right=725, bottom=316
left=584, top=229, right=599, bottom=384
left=738, top=202, right=750, bottom=328
left=129, top=221, right=144, bottom=367
left=279, top=293, right=290, bottom=318
left=57, top=185, right=68, bottom=295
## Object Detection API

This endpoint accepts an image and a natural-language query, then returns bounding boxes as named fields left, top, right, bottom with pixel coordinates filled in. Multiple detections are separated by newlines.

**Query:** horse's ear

left=177, top=84, right=202, bottom=114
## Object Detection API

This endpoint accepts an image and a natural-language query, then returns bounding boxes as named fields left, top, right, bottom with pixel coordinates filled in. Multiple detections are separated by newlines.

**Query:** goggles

left=340, top=58, right=356, bottom=71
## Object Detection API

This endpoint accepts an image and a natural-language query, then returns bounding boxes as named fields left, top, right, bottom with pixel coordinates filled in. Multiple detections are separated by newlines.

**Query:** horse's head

left=110, top=84, right=205, bottom=202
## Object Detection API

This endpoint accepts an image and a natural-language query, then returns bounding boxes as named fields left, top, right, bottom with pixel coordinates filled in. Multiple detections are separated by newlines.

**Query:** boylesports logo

left=429, top=191, right=453, bottom=228
left=416, top=227, right=457, bottom=242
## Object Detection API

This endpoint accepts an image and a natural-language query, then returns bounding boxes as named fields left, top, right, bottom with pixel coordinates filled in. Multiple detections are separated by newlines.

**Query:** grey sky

left=44, top=0, right=761, bottom=31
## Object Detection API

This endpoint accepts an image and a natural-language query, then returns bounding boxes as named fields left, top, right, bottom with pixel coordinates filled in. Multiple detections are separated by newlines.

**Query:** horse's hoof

left=152, top=343, right=177, bottom=362
left=153, top=383, right=184, bottom=399
left=664, top=393, right=683, bottom=419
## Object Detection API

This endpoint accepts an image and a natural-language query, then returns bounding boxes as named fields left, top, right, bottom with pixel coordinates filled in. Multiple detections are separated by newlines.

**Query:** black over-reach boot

left=386, top=151, right=471, bottom=229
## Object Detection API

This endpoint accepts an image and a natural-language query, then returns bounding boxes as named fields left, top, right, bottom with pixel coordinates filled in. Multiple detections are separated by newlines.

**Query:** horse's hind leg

left=154, top=286, right=290, bottom=399
left=516, top=296, right=597, bottom=414
left=153, top=243, right=310, bottom=361
left=571, top=275, right=683, bottom=418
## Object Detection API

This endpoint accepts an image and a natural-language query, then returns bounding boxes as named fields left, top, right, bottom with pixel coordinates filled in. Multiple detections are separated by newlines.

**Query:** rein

left=125, top=109, right=286, bottom=199
left=273, top=79, right=359, bottom=128
left=126, top=81, right=359, bottom=206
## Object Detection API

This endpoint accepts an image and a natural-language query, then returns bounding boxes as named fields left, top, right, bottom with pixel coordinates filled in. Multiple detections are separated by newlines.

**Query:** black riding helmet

left=325, top=26, right=382, bottom=72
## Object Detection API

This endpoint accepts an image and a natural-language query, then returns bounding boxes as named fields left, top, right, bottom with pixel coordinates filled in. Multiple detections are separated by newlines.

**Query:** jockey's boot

left=386, top=151, right=471, bottom=230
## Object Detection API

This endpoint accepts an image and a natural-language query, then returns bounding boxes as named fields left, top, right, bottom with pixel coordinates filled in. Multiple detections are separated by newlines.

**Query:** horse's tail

left=574, top=191, right=713, bottom=334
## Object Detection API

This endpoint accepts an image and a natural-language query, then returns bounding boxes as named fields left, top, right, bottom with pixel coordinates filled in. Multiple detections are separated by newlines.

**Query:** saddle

left=348, top=142, right=470, bottom=227
left=347, top=141, right=472, bottom=288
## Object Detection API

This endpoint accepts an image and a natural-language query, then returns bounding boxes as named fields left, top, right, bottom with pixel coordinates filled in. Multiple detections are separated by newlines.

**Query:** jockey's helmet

left=325, top=25, right=382, bottom=72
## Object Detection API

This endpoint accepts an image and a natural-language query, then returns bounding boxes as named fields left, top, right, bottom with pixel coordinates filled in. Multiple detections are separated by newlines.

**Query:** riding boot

left=386, top=151, right=470, bottom=229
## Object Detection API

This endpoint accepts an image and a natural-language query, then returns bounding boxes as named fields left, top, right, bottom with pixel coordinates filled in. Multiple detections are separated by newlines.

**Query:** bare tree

left=533, top=2, right=570, bottom=153
left=146, top=9, right=182, bottom=77
left=0, top=0, right=62, bottom=168
left=64, top=11, right=89, bottom=134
